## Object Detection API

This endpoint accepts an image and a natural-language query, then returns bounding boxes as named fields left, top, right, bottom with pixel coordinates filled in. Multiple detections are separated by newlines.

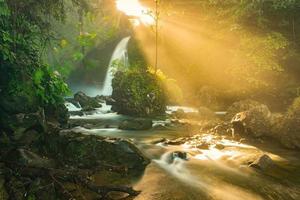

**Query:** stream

left=66, top=103, right=300, bottom=200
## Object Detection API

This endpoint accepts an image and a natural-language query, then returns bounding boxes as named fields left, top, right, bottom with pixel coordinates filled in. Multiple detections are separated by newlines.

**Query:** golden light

left=116, top=0, right=155, bottom=26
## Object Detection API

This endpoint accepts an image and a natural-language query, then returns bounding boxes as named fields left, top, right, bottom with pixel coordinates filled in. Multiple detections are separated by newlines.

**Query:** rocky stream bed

left=1, top=92, right=300, bottom=200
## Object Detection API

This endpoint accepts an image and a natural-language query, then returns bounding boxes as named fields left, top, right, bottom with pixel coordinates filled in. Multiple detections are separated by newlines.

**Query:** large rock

left=44, top=131, right=150, bottom=171
left=249, top=154, right=274, bottom=171
left=164, top=151, right=188, bottom=164
left=0, top=94, right=39, bottom=115
left=231, top=103, right=272, bottom=137
left=45, top=103, right=69, bottom=126
left=275, top=97, right=300, bottom=149
left=119, top=118, right=153, bottom=130
left=74, top=91, right=102, bottom=109
left=226, top=99, right=264, bottom=121
left=6, top=149, right=56, bottom=168
left=3, top=109, right=47, bottom=141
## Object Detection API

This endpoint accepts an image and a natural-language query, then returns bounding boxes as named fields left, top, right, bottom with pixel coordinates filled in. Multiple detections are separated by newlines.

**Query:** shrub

left=112, top=68, right=166, bottom=117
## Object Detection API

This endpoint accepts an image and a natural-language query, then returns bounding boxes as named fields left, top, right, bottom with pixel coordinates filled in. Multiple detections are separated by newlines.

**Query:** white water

left=101, top=36, right=131, bottom=96
left=166, top=106, right=199, bottom=115
left=67, top=105, right=300, bottom=200
left=65, top=102, right=81, bottom=112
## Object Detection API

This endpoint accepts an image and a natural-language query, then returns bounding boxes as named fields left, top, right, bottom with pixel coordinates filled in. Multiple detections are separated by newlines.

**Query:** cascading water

left=101, top=36, right=131, bottom=96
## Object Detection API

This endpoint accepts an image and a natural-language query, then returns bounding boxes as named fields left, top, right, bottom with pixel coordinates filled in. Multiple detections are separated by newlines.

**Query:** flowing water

left=67, top=105, right=300, bottom=200
left=101, top=36, right=131, bottom=96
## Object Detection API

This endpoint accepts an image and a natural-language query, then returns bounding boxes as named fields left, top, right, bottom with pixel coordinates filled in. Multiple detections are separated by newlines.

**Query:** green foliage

left=161, top=0, right=300, bottom=107
left=46, top=2, right=121, bottom=76
left=0, top=0, right=86, bottom=114
left=112, top=67, right=166, bottom=117
left=77, top=32, right=97, bottom=47
left=229, top=32, right=288, bottom=89
left=33, top=67, right=70, bottom=105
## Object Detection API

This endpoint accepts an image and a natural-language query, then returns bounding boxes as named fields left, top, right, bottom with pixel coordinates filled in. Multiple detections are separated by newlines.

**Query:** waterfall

left=101, top=36, right=131, bottom=96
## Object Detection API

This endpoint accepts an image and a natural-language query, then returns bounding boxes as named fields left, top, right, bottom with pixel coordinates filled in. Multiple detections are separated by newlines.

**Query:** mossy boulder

left=6, top=149, right=56, bottom=168
left=45, top=103, right=69, bottom=126
left=119, top=118, right=153, bottom=130
left=226, top=99, right=264, bottom=121
left=74, top=91, right=102, bottom=109
left=231, top=104, right=272, bottom=137
left=1, top=109, right=46, bottom=141
left=43, top=131, right=150, bottom=171
left=111, top=69, right=166, bottom=117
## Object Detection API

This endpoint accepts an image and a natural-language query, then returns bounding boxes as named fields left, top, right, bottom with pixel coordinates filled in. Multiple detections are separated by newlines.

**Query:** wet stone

left=215, top=143, right=225, bottom=150
left=249, top=154, right=274, bottom=171
left=196, top=142, right=210, bottom=150
left=172, top=151, right=188, bottom=160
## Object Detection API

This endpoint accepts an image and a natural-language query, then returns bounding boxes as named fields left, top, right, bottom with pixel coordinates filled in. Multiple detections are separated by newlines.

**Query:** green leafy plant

left=112, top=66, right=166, bottom=117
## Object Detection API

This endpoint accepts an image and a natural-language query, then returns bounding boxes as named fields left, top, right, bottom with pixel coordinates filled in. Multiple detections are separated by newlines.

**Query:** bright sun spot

left=116, top=0, right=155, bottom=26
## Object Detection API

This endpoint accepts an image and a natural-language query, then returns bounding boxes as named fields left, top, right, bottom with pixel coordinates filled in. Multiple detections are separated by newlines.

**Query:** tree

left=0, top=0, right=89, bottom=114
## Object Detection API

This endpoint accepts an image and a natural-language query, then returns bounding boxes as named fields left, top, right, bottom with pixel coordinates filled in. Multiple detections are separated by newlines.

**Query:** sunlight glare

left=195, top=149, right=240, bottom=161
left=116, top=0, right=155, bottom=26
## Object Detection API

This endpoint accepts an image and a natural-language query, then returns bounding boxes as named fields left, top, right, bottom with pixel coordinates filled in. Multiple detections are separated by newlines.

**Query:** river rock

left=215, top=143, right=225, bottom=150
left=166, top=151, right=188, bottom=164
left=150, top=138, right=167, bottom=144
left=94, top=95, right=106, bottom=103
left=45, top=103, right=69, bottom=126
left=69, top=110, right=84, bottom=116
left=118, top=118, right=153, bottom=130
left=164, top=137, right=187, bottom=145
left=44, top=131, right=150, bottom=171
left=231, top=104, right=272, bottom=137
left=275, top=97, right=300, bottom=149
left=196, top=142, right=210, bottom=149
left=74, top=91, right=102, bottom=109
left=105, top=97, right=116, bottom=105
left=4, top=109, right=47, bottom=141
left=81, top=105, right=96, bottom=112
left=172, top=151, right=188, bottom=160
left=226, top=99, right=265, bottom=121
left=212, top=123, right=232, bottom=135
left=249, top=154, right=274, bottom=170
left=172, top=109, right=185, bottom=118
